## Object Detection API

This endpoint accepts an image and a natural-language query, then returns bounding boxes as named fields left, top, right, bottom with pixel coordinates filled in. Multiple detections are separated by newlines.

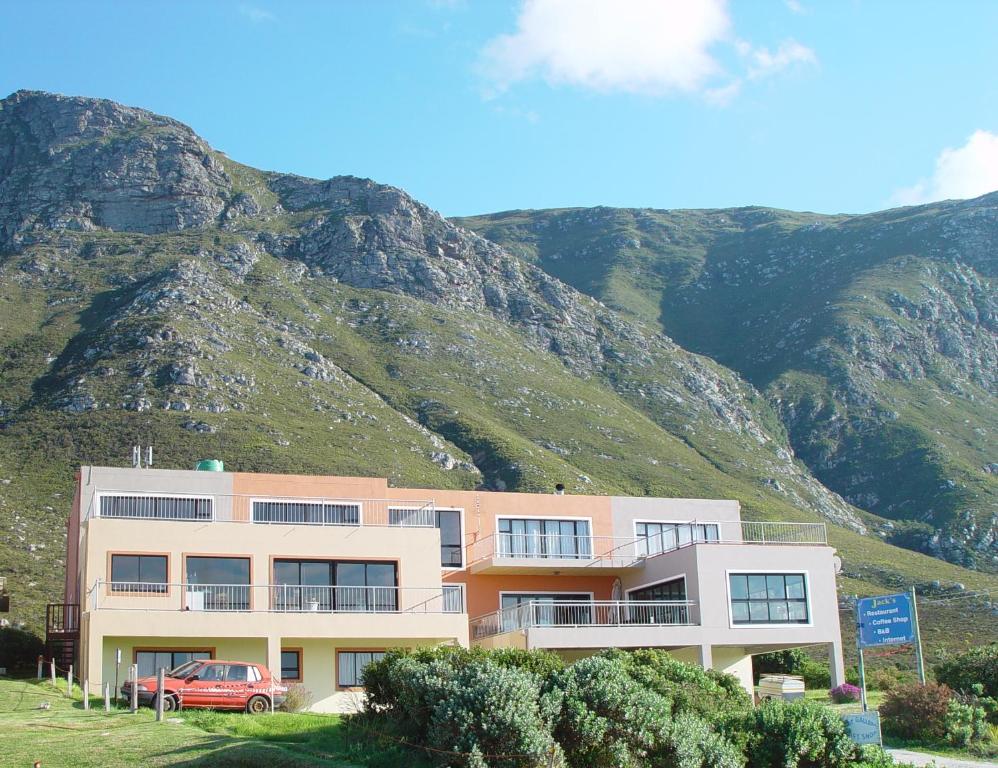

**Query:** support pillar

left=697, top=644, right=713, bottom=670
left=828, top=641, right=846, bottom=688
left=266, top=635, right=281, bottom=682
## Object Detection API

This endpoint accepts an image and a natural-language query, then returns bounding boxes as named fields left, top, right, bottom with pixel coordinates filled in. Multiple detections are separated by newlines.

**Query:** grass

left=0, top=676, right=387, bottom=767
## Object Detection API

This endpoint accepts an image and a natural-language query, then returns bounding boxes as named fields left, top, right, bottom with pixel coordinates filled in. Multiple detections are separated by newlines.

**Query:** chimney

left=554, top=483, right=565, bottom=495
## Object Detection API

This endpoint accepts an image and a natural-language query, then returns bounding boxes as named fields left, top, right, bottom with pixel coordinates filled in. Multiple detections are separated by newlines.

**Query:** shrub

left=879, top=682, right=953, bottom=741
left=280, top=682, right=313, bottom=713
left=867, top=667, right=915, bottom=692
left=943, top=698, right=989, bottom=747
left=609, top=648, right=751, bottom=724
left=935, top=644, right=998, bottom=699
left=829, top=684, right=862, bottom=704
left=652, top=711, right=744, bottom=768
left=547, top=654, right=673, bottom=767
left=737, top=699, right=859, bottom=768
left=0, top=626, right=44, bottom=671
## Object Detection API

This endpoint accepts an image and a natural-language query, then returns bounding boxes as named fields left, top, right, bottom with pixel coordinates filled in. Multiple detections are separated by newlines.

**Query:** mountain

left=1, top=91, right=995, bottom=654
left=455, top=203, right=997, bottom=573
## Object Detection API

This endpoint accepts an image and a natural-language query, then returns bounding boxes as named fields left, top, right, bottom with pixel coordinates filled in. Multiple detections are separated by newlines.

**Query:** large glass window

left=497, top=518, right=591, bottom=559
left=252, top=500, right=360, bottom=526
left=110, top=554, right=167, bottom=592
left=135, top=649, right=211, bottom=678
left=273, top=559, right=397, bottom=612
left=629, top=577, right=686, bottom=602
left=100, top=494, right=212, bottom=521
left=628, top=577, right=689, bottom=624
left=338, top=651, right=386, bottom=688
left=185, top=557, right=251, bottom=611
left=635, top=522, right=719, bottom=556
left=729, top=573, right=808, bottom=625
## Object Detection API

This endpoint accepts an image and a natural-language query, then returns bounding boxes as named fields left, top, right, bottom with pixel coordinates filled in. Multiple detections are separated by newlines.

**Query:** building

left=55, top=465, right=846, bottom=712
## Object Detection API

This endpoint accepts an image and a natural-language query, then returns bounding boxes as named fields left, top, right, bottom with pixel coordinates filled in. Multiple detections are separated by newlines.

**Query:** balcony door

left=273, top=560, right=398, bottom=612
left=500, top=592, right=592, bottom=629
left=497, top=518, right=591, bottom=559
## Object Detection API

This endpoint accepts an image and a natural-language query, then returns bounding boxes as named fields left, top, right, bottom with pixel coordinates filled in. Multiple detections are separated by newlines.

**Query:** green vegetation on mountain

left=0, top=91, right=995, bottom=656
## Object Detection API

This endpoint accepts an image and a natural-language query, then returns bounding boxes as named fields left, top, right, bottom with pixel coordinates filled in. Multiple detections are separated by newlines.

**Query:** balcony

left=470, top=600, right=699, bottom=650
left=89, top=581, right=464, bottom=614
left=467, top=521, right=827, bottom=574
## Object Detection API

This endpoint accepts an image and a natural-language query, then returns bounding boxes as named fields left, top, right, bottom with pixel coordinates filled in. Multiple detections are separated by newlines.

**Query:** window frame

left=336, top=649, right=386, bottom=689
left=270, top=557, right=399, bottom=612
left=251, top=497, right=362, bottom=526
left=182, top=553, right=254, bottom=611
left=632, top=519, right=721, bottom=557
left=388, top=506, right=465, bottom=569
left=495, top=515, right=594, bottom=560
left=107, top=552, right=170, bottom=596
left=132, top=647, right=214, bottom=677
left=280, top=647, right=303, bottom=682
left=626, top=575, right=688, bottom=602
left=725, top=570, right=812, bottom=628
left=96, top=491, right=214, bottom=522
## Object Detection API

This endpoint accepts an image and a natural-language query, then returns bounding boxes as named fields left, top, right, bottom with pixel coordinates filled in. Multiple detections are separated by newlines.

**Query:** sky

left=2, top=0, right=997, bottom=217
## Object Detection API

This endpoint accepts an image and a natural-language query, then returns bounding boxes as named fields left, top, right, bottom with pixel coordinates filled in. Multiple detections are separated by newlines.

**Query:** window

left=252, top=500, right=360, bottom=526
left=225, top=664, right=249, bottom=682
left=389, top=507, right=463, bottom=568
left=438, top=510, right=463, bottom=568
left=110, top=554, right=168, bottom=592
left=500, top=593, right=592, bottom=629
left=628, top=577, right=690, bottom=624
left=272, top=560, right=398, bottom=612
left=635, top=522, right=719, bottom=556
left=629, top=577, right=686, bottom=602
left=185, top=556, right=251, bottom=611
left=729, top=573, right=808, bottom=625
left=338, top=651, right=385, bottom=688
left=442, top=584, right=464, bottom=613
left=497, top=518, right=592, bottom=559
left=197, top=663, right=226, bottom=681
left=135, top=649, right=211, bottom=678
left=281, top=649, right=302, bottom=681
left=100, top=494, right=212, bottom=521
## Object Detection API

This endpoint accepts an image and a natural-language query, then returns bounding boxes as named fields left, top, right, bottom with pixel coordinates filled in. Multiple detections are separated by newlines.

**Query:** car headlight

left=136, top=684, right=149, bottom=692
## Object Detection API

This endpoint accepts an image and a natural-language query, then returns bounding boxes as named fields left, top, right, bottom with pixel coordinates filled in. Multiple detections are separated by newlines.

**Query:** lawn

left=0, top=677, right=372, bottom=767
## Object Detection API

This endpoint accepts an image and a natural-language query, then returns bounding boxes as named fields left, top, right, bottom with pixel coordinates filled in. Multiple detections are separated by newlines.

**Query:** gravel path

left=887, top=749, right=998, bottom=767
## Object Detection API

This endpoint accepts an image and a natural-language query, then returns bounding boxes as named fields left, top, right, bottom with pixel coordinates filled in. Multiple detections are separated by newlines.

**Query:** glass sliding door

left=497, top=518, right=591, bottom=559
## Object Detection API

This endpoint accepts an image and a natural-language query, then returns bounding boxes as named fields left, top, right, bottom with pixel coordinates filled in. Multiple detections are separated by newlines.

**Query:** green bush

left=652, top=711, right=744, bottom=768
left=608, top=648, right=751, bottom=724
left=547, top=654, right=673, bottom=767
left=943, top=698, right=989, bottom=747
left=0, top=627, right=44, bottom=671
left=935, top=644, right=998, bottom=699
left=879, top=682, right=953, bottom=741
left=737, top=699, right=859, bottom=768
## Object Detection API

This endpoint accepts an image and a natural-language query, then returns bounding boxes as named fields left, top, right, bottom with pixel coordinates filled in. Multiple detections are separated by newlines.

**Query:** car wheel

left=246, top=695, right=269, bottom=715
left=158, top=694, right=177, bottom=713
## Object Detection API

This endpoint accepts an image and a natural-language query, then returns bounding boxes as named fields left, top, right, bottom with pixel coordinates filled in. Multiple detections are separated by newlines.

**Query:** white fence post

left=67, top=665, right=73, bottom=697
left=130, top=664, right=138, bottom=713
left=155, top=668, right=165, bottom=722
left=104, top=682, right=111, bottom=712
left=83, top=680, right=90, bottom=710
left=50, top=659, right=56, bottom=686
left=37, top=655, right=43, bottom=679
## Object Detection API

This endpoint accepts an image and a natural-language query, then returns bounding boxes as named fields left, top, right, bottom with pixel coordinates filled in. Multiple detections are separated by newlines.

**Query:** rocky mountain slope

left=1, top=91, right=995, bottom=643
left=456, top=202, right=997, bottom=572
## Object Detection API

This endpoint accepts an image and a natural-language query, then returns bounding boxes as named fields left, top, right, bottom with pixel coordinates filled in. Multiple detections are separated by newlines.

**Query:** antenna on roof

left=145, top=446, right=153, bottom=467
left=131, top=445, right=154, bottom=468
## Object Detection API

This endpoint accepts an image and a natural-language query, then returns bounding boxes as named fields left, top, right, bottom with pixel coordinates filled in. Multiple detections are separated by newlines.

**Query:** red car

left=121, top=659, right=287, bottom=714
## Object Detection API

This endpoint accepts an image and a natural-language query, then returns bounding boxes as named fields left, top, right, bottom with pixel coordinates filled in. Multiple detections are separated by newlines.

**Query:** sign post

left=855, top=591, right=920, bottom=724
left=911, top=586, right=925, bottom=683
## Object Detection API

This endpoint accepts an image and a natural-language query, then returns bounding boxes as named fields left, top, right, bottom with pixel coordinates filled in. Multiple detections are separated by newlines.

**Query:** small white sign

left=843, top=712, right=882, bottom=746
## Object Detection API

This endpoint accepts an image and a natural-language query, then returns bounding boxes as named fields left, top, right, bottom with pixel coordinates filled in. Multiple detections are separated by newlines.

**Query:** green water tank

left=195, top=459, right=224, bottom=472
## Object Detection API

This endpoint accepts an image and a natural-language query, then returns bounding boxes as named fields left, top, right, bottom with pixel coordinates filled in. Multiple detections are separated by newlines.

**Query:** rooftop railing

left=83, top=491, right=436, bottom=528
left=469, top=600, right=698, bottom=639
left=89, top=580, right=465, bottom=614
left=468, top=520, right=827, bottom=566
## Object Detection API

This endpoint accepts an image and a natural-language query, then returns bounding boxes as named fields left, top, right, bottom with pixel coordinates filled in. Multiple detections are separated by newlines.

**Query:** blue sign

left=857, top=593, right=915, bottom=648
left=843, top=712, right=882, bottom=746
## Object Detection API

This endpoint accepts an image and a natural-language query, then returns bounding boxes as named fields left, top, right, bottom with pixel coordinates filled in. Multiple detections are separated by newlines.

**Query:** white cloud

left=239, top=5, right=275, bottom=23
left=890, top=130, right=998, bottom=206
left=744, top=39, right=816, bottom=80
left=785, top=0, right=805, bottom=14
left=479, top=0, right=815, bottom=102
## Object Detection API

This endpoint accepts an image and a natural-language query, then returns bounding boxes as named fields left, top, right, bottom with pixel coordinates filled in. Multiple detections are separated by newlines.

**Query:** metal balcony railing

left=90, top=580, right=465, bottom=614
left=469, top=600, right=698, bottom=639
left=468, top=520, right=827, bottom=565
left=83, top=492, right=436, bottom=528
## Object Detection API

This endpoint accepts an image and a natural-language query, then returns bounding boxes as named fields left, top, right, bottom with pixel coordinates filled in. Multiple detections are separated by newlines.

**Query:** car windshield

left=167, top=660, right=203, bottom=678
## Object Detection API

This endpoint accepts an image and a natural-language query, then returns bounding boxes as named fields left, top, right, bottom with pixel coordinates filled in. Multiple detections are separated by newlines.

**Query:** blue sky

left=2, top=0, right=997, bottom=217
